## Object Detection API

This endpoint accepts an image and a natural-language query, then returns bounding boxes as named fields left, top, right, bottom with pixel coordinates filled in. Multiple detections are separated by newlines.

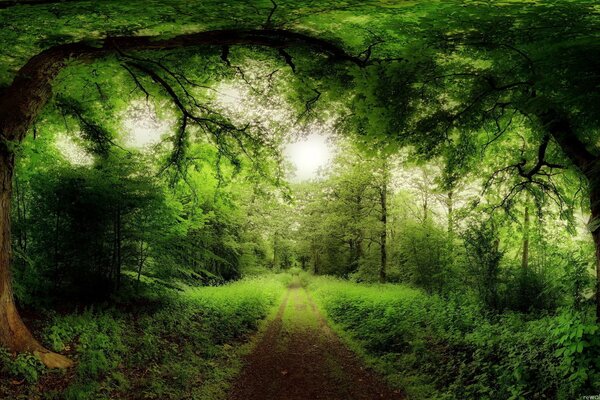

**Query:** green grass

left=281, top=284, right=319, bottom=334
left=0, top=274, right=289, bottom=400
left=309, top=275, right=600, bottom=400
left=5, top=273, right=600, bottom=399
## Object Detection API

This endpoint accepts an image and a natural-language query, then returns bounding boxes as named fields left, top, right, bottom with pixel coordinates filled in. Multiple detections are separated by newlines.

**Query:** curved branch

left=0, top=28, right=371, bottom=145
left=516, top=134, right=554, bottom=179
left=264, top=0, right=278, bottom=29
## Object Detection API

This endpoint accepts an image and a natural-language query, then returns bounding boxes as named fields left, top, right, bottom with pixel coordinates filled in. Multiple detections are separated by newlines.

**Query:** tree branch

left=263, top=0, right=278, bottom=29
left=0, top=28, right=371, bottom=144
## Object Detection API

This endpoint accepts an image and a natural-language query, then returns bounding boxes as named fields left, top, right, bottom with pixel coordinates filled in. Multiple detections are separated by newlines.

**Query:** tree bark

left=273, top=234, right=279, bottom=270
left=379, top=175, right=388, bottom=283
left=542, top=109, right=600, bottom=319
left=116, top=206, right=122, bottom=290
left=313, top=244, right=320, bottom=275
left=137, top=239, right=145, bottom=283
left=0, top=149, right=72, bottom=368
left=589, top=180, right=600, bottom=320
left=521, top=204, right=530, bottom=270
left=446, top=189, right=454, bottom=264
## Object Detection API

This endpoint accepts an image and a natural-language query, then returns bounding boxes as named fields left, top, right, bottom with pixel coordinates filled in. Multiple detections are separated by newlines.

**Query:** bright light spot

left=214, top=82, right=291, bottom=126
left=214, top=76, right=340, bottom=183
left=122, top=102, right=172, bottom=149
left=285, top=133, right=333, bottom=182
left=55, top=134, right=94, bottom=166
left=217, top=84, right=245, bottom=114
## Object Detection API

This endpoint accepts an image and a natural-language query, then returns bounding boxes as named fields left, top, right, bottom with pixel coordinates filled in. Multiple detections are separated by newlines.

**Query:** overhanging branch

left=0, top=28, right=375, bottom=144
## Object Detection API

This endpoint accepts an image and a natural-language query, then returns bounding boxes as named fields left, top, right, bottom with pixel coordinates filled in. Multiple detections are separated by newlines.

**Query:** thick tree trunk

left=589, top=181, right=600, bottom=319
left=0, top=150, right=72, bottom=368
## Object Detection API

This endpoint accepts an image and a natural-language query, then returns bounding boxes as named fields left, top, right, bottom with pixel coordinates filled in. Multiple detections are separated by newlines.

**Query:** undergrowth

left=0, top=274, right=288, bottom=400
left=309, top=276, right=600, bottom=400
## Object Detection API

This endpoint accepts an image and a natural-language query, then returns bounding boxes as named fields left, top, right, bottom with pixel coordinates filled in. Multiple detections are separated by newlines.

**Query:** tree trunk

left=54, top=207, right=60, bottom=276
left=348, top=240, right=355, bottom=270
left=116, top=206, right=122, bottom=290
left=589, top=181, right=600, bottom=319
left=0, top=149, right=72, bottom=368
left=447, top=189, right=454, bottom=264
left=273, top=234, right=279, bottom=270
left=355, top=237, right=363, bottom=273
left=137, top=239, right=145, bottom=282
left=542, top=109, right=600, bottom=319
left=313, top=244, right=320, bottom=274
left=379, top=181, right=387, bottom=283
left=521, top=204, right=530, bottom=270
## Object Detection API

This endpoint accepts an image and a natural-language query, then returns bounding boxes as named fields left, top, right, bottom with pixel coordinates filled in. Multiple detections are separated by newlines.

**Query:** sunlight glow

left=285, top=133, right=333, bottom=182
left=122, top=102, right=172, bottom=149
left=55, top=133, right=94, bottom=166
left=214, top=82, right=292, bottom=126
left=214, top=77, right=338, bottom=182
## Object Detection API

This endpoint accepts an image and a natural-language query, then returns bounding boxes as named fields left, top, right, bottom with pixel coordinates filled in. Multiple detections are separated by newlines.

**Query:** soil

left=227, top=282, right=405, bottom=400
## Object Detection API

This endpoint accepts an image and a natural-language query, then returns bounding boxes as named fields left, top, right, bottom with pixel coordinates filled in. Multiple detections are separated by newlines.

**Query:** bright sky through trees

left=122, top=102, right=171, bottom=149
left=284, top=133, right=333, bottom=181
left=55, top=133, right=94, bottom=166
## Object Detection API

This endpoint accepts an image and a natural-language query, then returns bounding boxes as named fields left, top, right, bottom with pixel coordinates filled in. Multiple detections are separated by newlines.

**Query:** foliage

left=0, top=275, right=287, bottom=400
left=310, top=276, right=600, bottom=399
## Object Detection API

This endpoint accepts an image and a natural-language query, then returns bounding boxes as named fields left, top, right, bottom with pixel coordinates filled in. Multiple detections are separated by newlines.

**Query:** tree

left=348, top=2, right=600, bottom=317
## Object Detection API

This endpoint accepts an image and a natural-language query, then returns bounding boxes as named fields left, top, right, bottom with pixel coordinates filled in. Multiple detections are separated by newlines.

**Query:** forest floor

left=227, top=279, right=404, bottom=400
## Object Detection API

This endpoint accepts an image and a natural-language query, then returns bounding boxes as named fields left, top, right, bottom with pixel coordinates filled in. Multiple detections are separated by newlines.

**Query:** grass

left=5, top=272, right=600, bottom=399
left=308, top=275, right=600, bottom=400
left=0, top=274, right=289, bottom=400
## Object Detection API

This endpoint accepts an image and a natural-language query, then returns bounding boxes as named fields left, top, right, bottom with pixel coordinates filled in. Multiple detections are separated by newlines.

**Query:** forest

left=0, top=0, right=599, bottom=399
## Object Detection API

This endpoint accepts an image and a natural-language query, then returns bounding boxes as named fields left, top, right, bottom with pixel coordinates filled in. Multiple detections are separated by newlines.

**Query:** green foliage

left=397, top=218, right=449, bottom=293
left=463, top=220, right=504, bottom=310
left=551, top=312, right=600, bottom=398
left=0, top=348, right=45, bottom=384
left=1, top=276, right=286, bottom=400
left=310, top=276, right=600, bottom=399
left=2, top=0, right=600, bottom=398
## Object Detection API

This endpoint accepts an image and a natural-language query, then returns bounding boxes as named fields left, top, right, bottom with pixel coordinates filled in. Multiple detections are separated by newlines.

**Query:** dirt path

left=227, top=282, right=404, bottom=400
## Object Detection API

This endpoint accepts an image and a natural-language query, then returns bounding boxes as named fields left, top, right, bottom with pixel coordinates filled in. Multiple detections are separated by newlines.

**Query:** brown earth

left=227, top=282, right=405, bottom=400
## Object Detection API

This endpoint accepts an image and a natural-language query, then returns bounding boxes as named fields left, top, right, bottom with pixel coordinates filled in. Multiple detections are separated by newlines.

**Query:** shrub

left=0, top=348, right=45, bottom=384
left=0, top=275, right=286, bottom=400
left=310, top=276, right=600, bottom=399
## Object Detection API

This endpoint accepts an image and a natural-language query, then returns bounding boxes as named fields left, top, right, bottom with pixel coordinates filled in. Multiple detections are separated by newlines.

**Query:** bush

left=0, top=348, right=45, bottom=384
left=1, top=275, right=286, bottom=400
left=310, top=276, right=600, bottom=399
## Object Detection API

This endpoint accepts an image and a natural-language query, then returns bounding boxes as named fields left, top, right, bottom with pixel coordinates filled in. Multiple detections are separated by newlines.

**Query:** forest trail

left=227, top=280, right=404, bottom=400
